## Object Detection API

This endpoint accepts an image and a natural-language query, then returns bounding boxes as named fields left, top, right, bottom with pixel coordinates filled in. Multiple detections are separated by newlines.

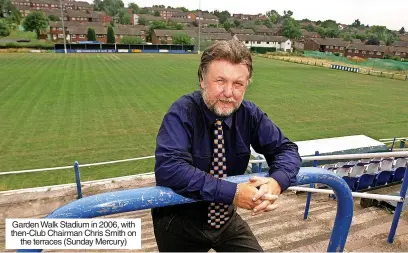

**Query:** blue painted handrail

left=18, top=167, right=353, bottom=252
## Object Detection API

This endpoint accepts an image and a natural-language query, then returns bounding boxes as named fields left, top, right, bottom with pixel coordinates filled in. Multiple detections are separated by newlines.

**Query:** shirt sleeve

left=154, top=103, right=237, bottom=204
left=250, top=104, right=301, bottom=192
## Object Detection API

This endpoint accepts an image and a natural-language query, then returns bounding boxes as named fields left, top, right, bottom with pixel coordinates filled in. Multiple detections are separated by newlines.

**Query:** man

left=152, top=40, right=301, bottom=252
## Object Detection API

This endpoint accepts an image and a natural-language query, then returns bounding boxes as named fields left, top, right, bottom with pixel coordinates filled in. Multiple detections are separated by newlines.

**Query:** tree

left=212, top=10, right=230, bottom=24
left=139, top=8, right=150, bottom=14
left=233, top=19, right=241, bottom=28
left=87, top=28, right=96, bottom=41
left=283, top=10, right=293, bottom=18
left=101, top=0, right=124, bottom=17
left=172, top=33, right=191, bottom=44
left=22, top=11, right=48, bottom=39
left=305, top=24, right=316, bottom=32
left=128, top=3, right=139, bottom=14
left=118, top=8, right=130, bottom=24
left=222, top=21, right=234, bottom=31
left=178, top=7, right=189, bottom=12
left=324, top=28, right=340, bottom=38
left=263, top=19, right=273, bottom=28
left=266, top=9, right=280, bottom=24
left=0, top=19, right=10, bottom=37
left=138, top=17, right=146, bottom=25
left=365, top=37, right=380, bottom=45
left=153, top=10, right=160, bottom=16
left=93, top=0, right=103, bottom=11
left=107, top=26, right=115, bottom=43
left=399, top=27, right=405, bottom=34
left=174, top=23, right=184, bottom=30
left=281, top=17, right=301, bottom=39
left=121, top=36, right=144, bottom=44
left=351, top=19, right=361, bottom=27
left=321, top=19, right=338, bottom=29
left=48, top=14, right=60, bottom=21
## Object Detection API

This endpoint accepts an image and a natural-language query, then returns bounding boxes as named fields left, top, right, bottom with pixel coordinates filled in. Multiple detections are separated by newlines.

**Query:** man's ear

left=200, top=79, right=205, bottom=89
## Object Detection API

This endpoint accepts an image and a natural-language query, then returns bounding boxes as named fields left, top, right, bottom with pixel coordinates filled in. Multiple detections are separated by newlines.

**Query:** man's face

left=200, top=59, right=250, bottom=117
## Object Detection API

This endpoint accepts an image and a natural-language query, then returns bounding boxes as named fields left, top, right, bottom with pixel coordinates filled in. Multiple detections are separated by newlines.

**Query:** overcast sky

left=87, top=0, right=407, bottom=31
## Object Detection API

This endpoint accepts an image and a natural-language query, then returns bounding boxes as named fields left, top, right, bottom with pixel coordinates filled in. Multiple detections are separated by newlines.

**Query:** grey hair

left=197, top=40, right=253, bottom=83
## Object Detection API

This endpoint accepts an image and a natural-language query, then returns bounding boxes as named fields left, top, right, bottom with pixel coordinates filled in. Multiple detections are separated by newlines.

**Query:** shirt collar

left=197, top=91, right=233, bottom=129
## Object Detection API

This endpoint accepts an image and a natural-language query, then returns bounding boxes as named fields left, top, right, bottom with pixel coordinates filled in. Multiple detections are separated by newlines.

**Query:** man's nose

left=223, top=83, right=233, bottom=97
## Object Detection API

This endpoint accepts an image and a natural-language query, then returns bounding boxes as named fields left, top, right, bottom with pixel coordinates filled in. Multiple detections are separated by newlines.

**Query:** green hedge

left=0, top=42, right=54, bottom=49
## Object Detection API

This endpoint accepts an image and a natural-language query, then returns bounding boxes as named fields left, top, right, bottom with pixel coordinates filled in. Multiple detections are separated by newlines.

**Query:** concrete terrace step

left=1, top=178, right=408, bottom=252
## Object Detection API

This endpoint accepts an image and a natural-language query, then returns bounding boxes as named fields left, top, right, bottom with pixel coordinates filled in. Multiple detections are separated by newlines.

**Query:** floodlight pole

left=59, top=0, right=67, bottom=54
left=198, top=0, right=201, bottom=54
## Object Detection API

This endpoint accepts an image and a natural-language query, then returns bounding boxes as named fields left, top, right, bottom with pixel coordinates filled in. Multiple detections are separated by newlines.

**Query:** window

left=348, top=49, right=352, bottom=53
left=79, top=34, right=85, bottom=38
left=245, top=41, right=249, bottom=44
left=395, top=52, right=401, bottom=56
left=369, top=51, right=374, bottom=55
left=362, top=51, right=366, bottom=54
left=340, top=47, right=344, bottom=50
left=403, top=53, right=407, bottom=56
left=354, top=50, right=359, bottom=53
left=58, top=34, right=64, bottom=38
left=266, top=42, right=269, bottom=44
left=376, top=52, right=381, bottom=55
left=97, top=35, right=104, bottom=38
left=334, top=46, right=338, bottom=49
left=72, top=17, right=76, bottom=20
left=72, top=35, right=76, bottom=38
left=257, top=41, right=260, bottom=44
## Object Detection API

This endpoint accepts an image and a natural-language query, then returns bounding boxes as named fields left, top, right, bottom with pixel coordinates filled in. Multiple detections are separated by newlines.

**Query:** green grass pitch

left=0, top=53, right=407, bottom=190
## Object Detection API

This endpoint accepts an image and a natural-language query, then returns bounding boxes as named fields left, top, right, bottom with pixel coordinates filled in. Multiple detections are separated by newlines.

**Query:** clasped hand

left=233, top=176, right=281, bottom=216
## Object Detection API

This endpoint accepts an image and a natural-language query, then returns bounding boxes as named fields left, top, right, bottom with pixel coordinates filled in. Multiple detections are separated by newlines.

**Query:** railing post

left=74, top=161, right=83, bottom=199
left=387, top=165, right=408, bottom=243
left=400, top=139, right=406, bottom=150
left=304, top=151, right=319, bottom=219
left=391, top=137, right=397, bottom=151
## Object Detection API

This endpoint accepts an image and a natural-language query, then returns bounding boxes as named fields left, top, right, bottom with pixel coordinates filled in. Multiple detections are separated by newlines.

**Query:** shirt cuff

left=269, top=170, right=290, bottom=192
left=216, top=180, right=237, bottom=205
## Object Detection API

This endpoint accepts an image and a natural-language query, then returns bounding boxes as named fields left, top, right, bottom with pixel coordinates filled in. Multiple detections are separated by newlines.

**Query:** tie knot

left=215, top=120, right=222, bottom=127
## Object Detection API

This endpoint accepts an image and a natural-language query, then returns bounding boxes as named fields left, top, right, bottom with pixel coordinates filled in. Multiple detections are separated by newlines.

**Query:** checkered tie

left=208, top=119, right=229, bottom=229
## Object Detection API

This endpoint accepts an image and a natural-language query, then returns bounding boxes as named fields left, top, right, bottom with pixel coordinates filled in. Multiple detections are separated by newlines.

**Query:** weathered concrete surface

left=1, top=179, right=407, bottom=252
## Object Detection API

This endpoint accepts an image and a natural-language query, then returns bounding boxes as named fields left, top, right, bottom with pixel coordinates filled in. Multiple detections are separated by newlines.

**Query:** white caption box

left=6, top=218, right=141, bottom=250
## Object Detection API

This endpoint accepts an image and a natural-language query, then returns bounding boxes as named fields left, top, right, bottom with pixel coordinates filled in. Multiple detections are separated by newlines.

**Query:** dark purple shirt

left=154, top=91, right=301, bottom=205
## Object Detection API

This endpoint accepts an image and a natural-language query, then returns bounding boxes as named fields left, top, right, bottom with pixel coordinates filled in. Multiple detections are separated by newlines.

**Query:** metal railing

left=249, top=151, right=408, bottom=245
left=17, top=167, right=354, bottom=253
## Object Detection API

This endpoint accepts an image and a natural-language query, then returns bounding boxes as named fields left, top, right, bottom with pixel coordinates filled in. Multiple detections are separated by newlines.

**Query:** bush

left=120, top=36, right=145, bottom=44
left=0, top=42, right=54, bottom=49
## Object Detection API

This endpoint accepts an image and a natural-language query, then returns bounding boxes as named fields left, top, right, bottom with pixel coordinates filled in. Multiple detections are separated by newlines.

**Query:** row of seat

left=320, top=157, right=408, bottom=191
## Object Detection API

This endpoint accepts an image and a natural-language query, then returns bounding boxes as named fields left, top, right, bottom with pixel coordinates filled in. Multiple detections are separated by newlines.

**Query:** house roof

left=301, top=30, right=320, bottom=38
left=392, top=41, right=408, bottom=47
left=201, top=33, right=232, bottom=41
left=137, top=14, right=165, bottom=21
left=74, top=1, right=90, bottom=7
left=169, top=18, right=194, bottom=24
left=200, top=27, right=227, bottom=33
left=229, top=28, right=255, bottom=34
left=196, top=12, right=218, bottom=20
left=66, top=9, right=92, bottom=18
left=351, top=39, right=363, bottom=44
left=346, top=44, right=388, bottom=53
left=15, top=5, right=31, bottom=10
left=235, top=34, right=289, bottom=42
left=311, top=38, right=349, bottom=47
left=388, top=46, right=408, bottom=53
left=67, top=26, right=106, bottom=35
left=116, top=24, right=148, bottom=31
left=114, top=27, right=143, bottom=36
left=199, top=19, right=219, bottom=25
left=49, top=21, right=107, bottom=28
left=172, top=12, right=190, bottom=17
left=153, top=29, right=197, bottom=38
left=147, top=7, right=182, bottom=12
